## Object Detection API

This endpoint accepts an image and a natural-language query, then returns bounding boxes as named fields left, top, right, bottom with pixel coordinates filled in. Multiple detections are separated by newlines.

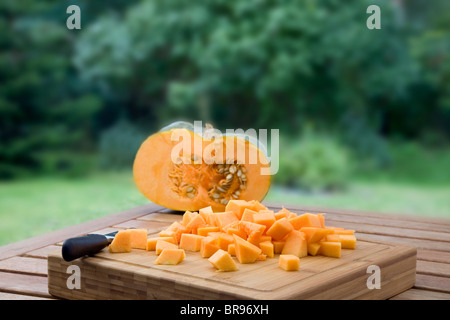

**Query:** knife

left=62, top=231, right=118, bottom=262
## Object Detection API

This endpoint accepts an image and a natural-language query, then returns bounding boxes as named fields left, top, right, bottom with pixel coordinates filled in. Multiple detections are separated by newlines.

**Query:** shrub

left=274, top=131, right=351, bottom=192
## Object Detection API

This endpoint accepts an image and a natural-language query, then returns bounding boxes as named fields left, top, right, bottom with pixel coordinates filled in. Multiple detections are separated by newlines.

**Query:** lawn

left=1, top=170, right=449, bottom=246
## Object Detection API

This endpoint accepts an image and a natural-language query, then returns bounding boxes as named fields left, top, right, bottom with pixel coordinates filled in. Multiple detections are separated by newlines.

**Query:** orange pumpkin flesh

left=133, top=124, right=271, bottom=212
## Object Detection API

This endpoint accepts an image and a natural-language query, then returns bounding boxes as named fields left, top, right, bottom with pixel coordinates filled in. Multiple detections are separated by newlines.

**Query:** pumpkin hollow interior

left=133, top=127, right=271, bottom=212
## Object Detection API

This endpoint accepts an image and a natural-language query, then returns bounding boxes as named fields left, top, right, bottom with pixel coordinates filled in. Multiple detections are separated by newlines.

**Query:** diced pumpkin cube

left=109, top=230, right=132, bottom=253
left=289, top=213, right=322, bottom=230
left=339, top=234, right=357, bottom=249
left=179, top=233, right=205, bottom=252
left=281, top=230, right=307, bottom=258
left=248, top=200, right=268, bottom=212
left=214, top=211, right=239, bottom=231
left=238, top=221, right=266, bottom=242
left=228, top=243, right=236, bottom=256
left=158, top=229, right=178, bottom=244
left=225, top=200, right=255, bottom=220
left=241, top=208, right=257, bottom=222
left=253, top=211, right=276, bottom=230
left=307, top=242, right=321, bottom=256
left=259, top=241, right=274, bottom=258
left=155, top=249, right=185, bottom=265
left=233, top=234, right=262, bottom=264
left=333, top=229, right=355, bottom=235
left=274, top=207, right=292, bottom=220
left=166, top=221, right=188, bottom=242
left=198, top=206, right=213, bottom=221
left=128, top=228, right=148, bottom=250
left=185, top=214, right=207, bottom=234
left=325, top=234, right=341, bottom=242
left=197, top=226, right=220, bottom=237
left=272, top=241, right=285, bottom=254
left=146, top=236, right=176, bottom=251
left=318, top=213, right=325, bottom=228
left=226, top=226, right=247, bottom=240
left=206, top=232, right=222, bottom=239
left=181, top=211, right=198, bottom=227
left=208, top=249, right=238, bottom=272
left=218, top=233, right=234, bottom=251
left=266, top=217, right=293, bottom=241
left=300, top=227, right=333, bottom=244
left=279, top=255, right=300, bottom=271
left=156, top=239, right=178, bottom=255
left=200, top=236, right=220, bottom=258
left=319, top=242, right=341, bottom=258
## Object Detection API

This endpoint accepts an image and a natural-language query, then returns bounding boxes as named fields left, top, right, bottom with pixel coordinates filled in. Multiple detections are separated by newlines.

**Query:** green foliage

left=98, top=119, right=148, bottom=170
left=275, top=130, right=350, bottom=192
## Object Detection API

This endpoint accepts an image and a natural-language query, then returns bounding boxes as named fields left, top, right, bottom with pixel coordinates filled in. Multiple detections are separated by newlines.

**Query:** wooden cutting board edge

left=47, top=238, right=417, bottom=300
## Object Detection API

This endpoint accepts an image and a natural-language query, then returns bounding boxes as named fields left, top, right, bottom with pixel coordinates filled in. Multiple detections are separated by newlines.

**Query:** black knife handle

left=62, top=234, right=110, bottom=262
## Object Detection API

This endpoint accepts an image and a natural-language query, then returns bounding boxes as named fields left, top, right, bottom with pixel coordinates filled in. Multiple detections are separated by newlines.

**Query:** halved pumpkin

left=133, top=122, right=271, bottom=212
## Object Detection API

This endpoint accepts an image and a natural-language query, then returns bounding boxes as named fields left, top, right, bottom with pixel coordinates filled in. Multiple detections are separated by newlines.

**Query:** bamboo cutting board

left=47, top=237, right=416, bottom=300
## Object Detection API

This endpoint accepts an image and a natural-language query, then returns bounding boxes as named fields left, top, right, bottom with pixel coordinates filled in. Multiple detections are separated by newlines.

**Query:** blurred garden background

left=1, top=0, right=449, bottom=246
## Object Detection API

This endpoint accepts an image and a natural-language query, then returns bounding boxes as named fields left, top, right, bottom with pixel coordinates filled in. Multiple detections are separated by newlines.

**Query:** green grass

left=1, top=170, right=449, bottom=247
left=265, top=182, right=450, bottom=219
left=0, top=171, right=149, bottom=246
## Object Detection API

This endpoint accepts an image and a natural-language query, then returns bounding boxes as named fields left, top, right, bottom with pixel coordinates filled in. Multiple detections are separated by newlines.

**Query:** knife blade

left=62, top=230, right=118, bottom=262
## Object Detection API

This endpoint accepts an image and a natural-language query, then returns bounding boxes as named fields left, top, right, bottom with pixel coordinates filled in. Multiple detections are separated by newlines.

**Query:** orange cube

left=300, top=227, right=333, bottom=244
left=155, top=240, right=178, bottom=255
left=259, top=241, right=274, bottom=258
left=281, top=230, right=307, bottom=258
left=266, top=217, right=293, bottom=241
left=238, top=221, right=266, bottom=242
left=225, top=200, right=255, bottom=220
left=214, top=211, right=239, bottom=231
left=339, top=235, right=357, bottom=249
left=179, top=233, right=205, bottom=252
left=208, top=249, right=238, bottom=272
left=248, top=200, right=268, bottom=212
left=185, top=214, right=207, bottom=234
left=155, top=249, right=185, bottom=265
left=197, top=226, right=220, bottom=237
left=228, top=243, right=236, bottom=256
left=319, top=242, right=342, bottom=258
left=272, top=241, right=285, bottom=254
left=200, top=236, right=220, bottom=258
left=233, top=234, right=262, bottom=264
left=307, top=242, right=321, bottom=256
left=109, top=230, right=132, bottom=253
left=146, top=236, right=176, bottom=251
left=218, top=233, right=234, bottom=251
left=241, top=208, right=257, bottom=222
left=128, top=228, right=148, bottom=250
left=253, top=211, right=276, bottom=230
left=289, top=213, right=322, bottom=230
left=279, top=255, right=300, bottom=271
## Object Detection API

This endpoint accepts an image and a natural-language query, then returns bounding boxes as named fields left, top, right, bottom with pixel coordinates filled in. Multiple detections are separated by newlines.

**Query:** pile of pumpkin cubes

left=144, top=200, right=357, bottom=271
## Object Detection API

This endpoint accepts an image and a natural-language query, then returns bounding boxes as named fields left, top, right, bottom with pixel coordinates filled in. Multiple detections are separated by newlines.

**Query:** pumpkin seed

left=221, top=199, right=229, bottom=205
left=229, top=165, right=236, bottom=174
left=186, top=186, right=194, bottom=193
left=232, top=194, right=239, bottom=199
left=187, top=193, right=195, bottom=198
left=237, top=170, right=242, bottom=177
left=234, top=191, right=240, bottom=196
left=240, top=184, right=246, bottom=190
left=226, top=174, right=233, bottom=181
left=217, top=187, right=225, bottom=193
left=241, top=167, right=247, bottom=173
left=212, top=193, right=220, bottom=199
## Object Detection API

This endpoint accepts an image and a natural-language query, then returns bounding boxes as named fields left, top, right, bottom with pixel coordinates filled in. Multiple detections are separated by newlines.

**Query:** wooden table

left=0, top=202, right=449, bottom=300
